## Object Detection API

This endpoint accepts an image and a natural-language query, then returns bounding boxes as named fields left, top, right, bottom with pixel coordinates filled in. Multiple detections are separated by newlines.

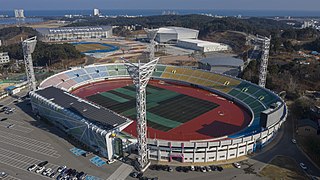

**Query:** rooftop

left=35, top=86, right=130, bottom=130
left=157, top=26, right=199, bottom=34
left=200, top=53, right=244, bottom=67
left=36, top=26, right=112, bottom=35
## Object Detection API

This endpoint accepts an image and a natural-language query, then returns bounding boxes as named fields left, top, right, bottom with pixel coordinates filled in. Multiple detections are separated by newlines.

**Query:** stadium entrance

left=114, top=138, right=124, bottom=157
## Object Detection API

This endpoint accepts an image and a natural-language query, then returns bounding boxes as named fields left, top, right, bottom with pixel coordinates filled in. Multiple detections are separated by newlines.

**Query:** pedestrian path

left=107, top=163, right=133, bottom=180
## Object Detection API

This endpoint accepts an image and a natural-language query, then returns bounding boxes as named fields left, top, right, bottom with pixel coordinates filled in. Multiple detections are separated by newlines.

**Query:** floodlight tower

left=22, top=36, right=37, bottom=91
left=124, top=29, right=159, bottom=172
left=257, top=35, right=271, bottom=88
left=144, top=28, right=158, bottom=60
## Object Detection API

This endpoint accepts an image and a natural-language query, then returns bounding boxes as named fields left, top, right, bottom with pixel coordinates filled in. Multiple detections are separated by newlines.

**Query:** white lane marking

left=0, top=131, right=53, bottom=148
left=0, top=138, right=60, bottom=158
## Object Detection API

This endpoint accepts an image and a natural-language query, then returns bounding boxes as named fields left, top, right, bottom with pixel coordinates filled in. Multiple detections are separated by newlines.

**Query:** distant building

left=199, top=53, right=244, bottom=76
left=150, top=26, right=229, bottom=52
left=302, top=20, right=316, bottom=29
left=297, top=119, right=319, bottom=136
left=177, top=39, right=229, bottom=52
left=93, top=8, right=100, bottom=16
left=0, top=52, right=10, bottom=64
left=14, top=9, right=25, bottom=18
left=36, top=26, right=113, bottom=41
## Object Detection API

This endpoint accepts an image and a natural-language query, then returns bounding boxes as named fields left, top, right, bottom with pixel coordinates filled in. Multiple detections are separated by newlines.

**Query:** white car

left=200, top=166, right=206, bottom=172
left=28, top=164, right=37, bottom=171
left=233, top=162, right=241, bottom=168
left=300, top=163, right=307, bottom=170
left=42, top=168, right=51, bottom=176
left=292, top=139, right=297, bottom=144
left=36, top=166, right=45, bottom=173
left=190, top=166, right=195, bottom=171
left=57, top=165, right=66, bottom=173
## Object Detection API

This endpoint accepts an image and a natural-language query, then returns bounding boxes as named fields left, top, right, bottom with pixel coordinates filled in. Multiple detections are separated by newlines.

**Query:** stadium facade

left=34, top=63, right=287, bottom=163
left=36, top=26, right=112, bottom=41
left=151, top=26, right=229, bottom=52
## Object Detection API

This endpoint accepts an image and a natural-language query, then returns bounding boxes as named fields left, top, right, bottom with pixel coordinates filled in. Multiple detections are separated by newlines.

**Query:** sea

left=1, top=9, right=320, bottom=25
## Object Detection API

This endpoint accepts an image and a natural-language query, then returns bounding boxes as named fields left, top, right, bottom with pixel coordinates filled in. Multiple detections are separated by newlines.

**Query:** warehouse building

left=36, top=26, right=112, bottom=41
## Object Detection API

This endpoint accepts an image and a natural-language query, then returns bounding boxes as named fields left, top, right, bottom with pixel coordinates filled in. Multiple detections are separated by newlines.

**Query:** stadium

left=30, top=63, right=287, bottom=163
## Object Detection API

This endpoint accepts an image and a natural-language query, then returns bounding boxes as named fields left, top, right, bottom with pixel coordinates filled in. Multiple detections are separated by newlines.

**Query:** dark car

left=216, top=166, right=223, bottom=171
left=210, top=165, right=217, bottom=171
left=130, top=172, right=139, bottom=178
left=0, top=118, right=8, bottom=121
left=37, top=161, right=48, bottom=167
left=137, top=173, right=144, bottom=179
left=149, top=165, right=156, bottom=170
left=176, top=166, right=182, bottom=172
left=182, top=167, right=189, bottom=172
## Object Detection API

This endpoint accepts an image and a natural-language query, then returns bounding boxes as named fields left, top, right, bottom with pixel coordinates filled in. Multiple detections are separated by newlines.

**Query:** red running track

left=72, top=79, right=252, bottom=141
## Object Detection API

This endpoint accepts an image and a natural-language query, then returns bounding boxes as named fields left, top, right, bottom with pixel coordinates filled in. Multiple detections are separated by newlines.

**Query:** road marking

left=107, top=163, right=133, bottom=180
left=3, top=175, right=21, bottom=180
left=0, top=147, right=59, bottom=173
left=0, top=135, right=60, bottom=158
left=0, top=122, right=33, bottom=133
left=0, top=131, right=53, bottom=148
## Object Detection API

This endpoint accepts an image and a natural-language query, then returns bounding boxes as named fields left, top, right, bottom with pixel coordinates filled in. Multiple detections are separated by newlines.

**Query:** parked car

left=216, top=166, right=224, bottom=171
left=76, top=172, right=87, bottom=180
left=36, top=166, right=45, bottom=173
left=292, top=139, right=297, bottom=144
left=0, top=172, right=8, bottom=178
left=210, top=165, right=217, bottom=171
left=167, top=166, right=173, bottom=172
left=42, top=168, right=51, bottom=176
left=176, top=166, right=182, bottom=172
left=37, top=161, right=48, bottom=167
left=57, top=165, right=66, bottom=173
left=28, top=164, right=37, bottom=171
left=190, top=166, right=195, bottom=171
left=206, top=166, right=212, bottom=172
left=300, top=163, right=307, bottom=170
left=6, top=124, right=14, bottom=128
left=49, top=172, right=56, bottom=178
left=130, top=172, right=139, bottom=178
left=200, top=166, right=206, bottom=173
left=233, top=162, right=241, bottom=169
left=0, top=118, right=8, bottom=121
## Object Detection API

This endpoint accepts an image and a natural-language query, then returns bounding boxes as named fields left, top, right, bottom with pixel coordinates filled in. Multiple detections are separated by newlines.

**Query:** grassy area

left=75, top=43, right=111, bottom=53
left=259, top=155, right=308, bottom=180
left=298, top=135, right=320, bottom=168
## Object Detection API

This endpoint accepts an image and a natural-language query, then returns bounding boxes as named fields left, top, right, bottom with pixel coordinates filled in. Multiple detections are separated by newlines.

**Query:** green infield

left=87, top=85, right=219, bottom=132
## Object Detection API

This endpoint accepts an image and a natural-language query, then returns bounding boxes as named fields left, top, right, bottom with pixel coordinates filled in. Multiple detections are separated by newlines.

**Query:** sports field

left=72, top=79, right=251, bottom=141
left=87, top=84, right=219, bottom=132
left=75, top=43, right=111, bottom=53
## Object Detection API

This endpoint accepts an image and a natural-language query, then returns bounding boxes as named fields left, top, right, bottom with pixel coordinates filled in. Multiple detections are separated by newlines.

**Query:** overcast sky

left=0, top=0, right=320, bottom=11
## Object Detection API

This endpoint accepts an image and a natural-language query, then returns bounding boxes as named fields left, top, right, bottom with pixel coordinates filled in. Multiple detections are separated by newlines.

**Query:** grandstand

left=35, top=63, right=287, bottom=163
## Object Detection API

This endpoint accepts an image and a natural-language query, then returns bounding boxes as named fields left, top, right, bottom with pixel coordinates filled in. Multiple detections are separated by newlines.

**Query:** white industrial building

left=154, top=27, right=199, bottom=44
left=14, top=9, right=25, bottom=18
left=0, top=52, right=10, bottom=64
left=152, top=26, right=229, bottom=52
left=177, top=39, right=229, bottom=52
left=36, top=26, right=112, bottom=41
left=93, top=8, right=100, bottom=16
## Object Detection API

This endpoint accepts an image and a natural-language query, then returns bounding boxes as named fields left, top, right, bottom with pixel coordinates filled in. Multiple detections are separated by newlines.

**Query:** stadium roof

left=36, top=86, right=130, bottom=130
left=36, top=25, right=112, bottom=35
left=200, top=54, right=244, bottom=67
left=157, top=26, right=199, bottom=34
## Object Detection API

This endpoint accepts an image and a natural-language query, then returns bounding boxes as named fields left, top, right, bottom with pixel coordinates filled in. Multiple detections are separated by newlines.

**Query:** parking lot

left=0, top=91, right=125, bottom=180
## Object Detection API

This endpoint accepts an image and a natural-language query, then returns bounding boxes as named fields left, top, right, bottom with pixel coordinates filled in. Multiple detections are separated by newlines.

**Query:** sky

left=0, top=0, right=320, bottom=11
